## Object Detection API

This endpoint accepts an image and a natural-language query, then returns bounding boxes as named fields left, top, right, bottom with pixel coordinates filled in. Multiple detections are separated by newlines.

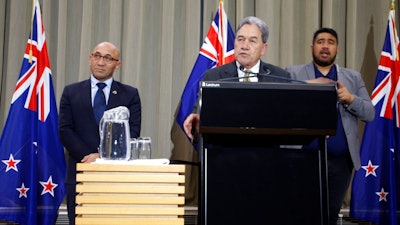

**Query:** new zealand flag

left=175, top=1, right=235, bottom=144
left=350, top=5, right=400, bottom=225
left=0, top=1, right=66, bottom=224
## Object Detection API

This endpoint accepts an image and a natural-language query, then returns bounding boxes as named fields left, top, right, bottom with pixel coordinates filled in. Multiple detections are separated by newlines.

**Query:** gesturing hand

left=337, top=81, right=354, bottom=105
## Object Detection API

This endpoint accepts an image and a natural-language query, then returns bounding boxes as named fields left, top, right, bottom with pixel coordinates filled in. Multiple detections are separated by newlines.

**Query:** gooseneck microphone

left=217, top=65, right=258, bottom=81
left=239, top=65, right=307, bottom=84
left=218, top=74, right=258, bottom=81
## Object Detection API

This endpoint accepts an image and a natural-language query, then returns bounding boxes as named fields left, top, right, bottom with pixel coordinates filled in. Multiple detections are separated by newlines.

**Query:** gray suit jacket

left=286, top=62, right=374, bottom=170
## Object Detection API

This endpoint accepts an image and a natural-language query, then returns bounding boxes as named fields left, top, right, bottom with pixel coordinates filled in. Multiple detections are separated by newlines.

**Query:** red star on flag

left=16, top=183, right=29, bottom=198
left=39, top=176, right=58, bottom=197
left=1, top=154, right=21, bottom=172
left=361, top=160, right=379, bottom=177
left=376, top=187, right=389, bottom=202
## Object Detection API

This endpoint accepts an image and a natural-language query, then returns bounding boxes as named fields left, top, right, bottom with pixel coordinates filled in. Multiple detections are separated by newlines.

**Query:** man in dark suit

left=183, top=16, right=290, bottom=138
left=58, top=42, right=141, bottom=225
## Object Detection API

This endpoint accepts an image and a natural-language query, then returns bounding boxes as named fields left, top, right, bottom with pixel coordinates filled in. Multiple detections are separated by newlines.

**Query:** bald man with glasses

left=58, top=42, right=142, bottom=225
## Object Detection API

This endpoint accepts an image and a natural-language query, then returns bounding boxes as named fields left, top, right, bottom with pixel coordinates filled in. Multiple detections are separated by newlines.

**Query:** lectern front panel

left=200, top=81, right=337, bottom=138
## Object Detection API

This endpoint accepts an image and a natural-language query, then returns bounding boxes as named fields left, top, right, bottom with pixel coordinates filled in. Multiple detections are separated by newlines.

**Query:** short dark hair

left=312, top=27, right=338, bottom=44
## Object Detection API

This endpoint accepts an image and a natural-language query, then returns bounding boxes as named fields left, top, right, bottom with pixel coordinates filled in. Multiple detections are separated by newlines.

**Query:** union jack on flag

left=175, top=1, right=235, bottom=143
left=350, top=5, right=400, bottom=225
left=0, top=1, right=66, bottom=225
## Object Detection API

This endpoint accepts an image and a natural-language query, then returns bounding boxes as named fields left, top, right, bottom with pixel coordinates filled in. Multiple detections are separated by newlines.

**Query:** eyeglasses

left=91, top=53, right=119, bottom=64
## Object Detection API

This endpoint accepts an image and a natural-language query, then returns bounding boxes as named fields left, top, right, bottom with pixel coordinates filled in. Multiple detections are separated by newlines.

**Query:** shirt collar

left=313, top=64, right=337, bottom=81
left=90, top=75, right=113, bottom=88
left=236, top=60, right=261, bottom=75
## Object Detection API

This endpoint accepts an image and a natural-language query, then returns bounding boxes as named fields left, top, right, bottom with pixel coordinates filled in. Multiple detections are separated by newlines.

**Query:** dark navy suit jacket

left=58, top=79, right=141, bottom=184
left=203, top=60, right=290, bottom=82
left=192, top=60, right=291, bottom=112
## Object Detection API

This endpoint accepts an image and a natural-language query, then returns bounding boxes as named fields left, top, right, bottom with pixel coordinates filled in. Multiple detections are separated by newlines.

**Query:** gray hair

left=236, top=16, right=269, bottom=43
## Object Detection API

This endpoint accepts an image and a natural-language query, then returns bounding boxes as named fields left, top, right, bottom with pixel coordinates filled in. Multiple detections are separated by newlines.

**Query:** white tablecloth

left=92, top=158, right=170, bottom=165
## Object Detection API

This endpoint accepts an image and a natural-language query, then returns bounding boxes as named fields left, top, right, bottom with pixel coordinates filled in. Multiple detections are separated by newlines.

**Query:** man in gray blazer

left=58, top=42, right=141, bottom=225
left=286, top=28, right=375, bottom=225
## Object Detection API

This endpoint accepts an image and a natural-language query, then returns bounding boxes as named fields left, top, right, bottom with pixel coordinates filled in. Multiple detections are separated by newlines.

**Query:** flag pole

left=29, top=0, right=35, bottom=63
left=391, top=1, right=399, bottom=61
left=220, top=0, right=225, bottom=65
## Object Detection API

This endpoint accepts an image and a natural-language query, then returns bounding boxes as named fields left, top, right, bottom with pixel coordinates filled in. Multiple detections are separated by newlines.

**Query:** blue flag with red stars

left=350, top=5, right=400, bottom=225
left=0, top=1, right=66, bottom=224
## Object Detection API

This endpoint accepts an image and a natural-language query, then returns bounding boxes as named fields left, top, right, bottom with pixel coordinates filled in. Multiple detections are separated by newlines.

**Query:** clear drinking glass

left=130, top=138, right=139, bottom=160
left=138, top=137, right=151, bottom=159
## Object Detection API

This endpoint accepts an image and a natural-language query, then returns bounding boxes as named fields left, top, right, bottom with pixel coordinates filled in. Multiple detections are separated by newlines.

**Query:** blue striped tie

left=93, top=83, right=106, bottom=124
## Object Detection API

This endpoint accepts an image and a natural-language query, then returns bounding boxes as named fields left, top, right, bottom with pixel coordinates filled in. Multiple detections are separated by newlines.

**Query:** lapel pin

left=112, top=90, right=117, bottom=94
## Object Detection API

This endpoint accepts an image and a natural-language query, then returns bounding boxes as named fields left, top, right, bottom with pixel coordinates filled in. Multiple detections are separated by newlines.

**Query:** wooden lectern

left=75, top=163, right=185, bottom=225
left=198, top=81, right=338, bottom=225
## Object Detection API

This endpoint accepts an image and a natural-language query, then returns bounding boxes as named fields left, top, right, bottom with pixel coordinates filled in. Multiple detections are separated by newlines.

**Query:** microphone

left=218, top=75, right=258, bottom=81
left=215, top=65, right=259, bottom=81
left=239, top=65, right=307, bottom=84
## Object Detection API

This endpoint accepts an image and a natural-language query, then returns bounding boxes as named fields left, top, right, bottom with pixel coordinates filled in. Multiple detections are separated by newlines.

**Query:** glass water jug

left=98, top=106, right=131, bottom=160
